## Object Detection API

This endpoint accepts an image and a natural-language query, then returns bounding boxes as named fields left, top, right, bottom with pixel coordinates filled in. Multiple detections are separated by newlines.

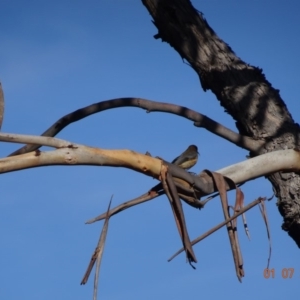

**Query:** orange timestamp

left=263, top=268, right=294, bottom=279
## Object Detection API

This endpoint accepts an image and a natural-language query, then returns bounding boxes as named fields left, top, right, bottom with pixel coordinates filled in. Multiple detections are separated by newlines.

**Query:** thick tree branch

left=141, top=0, right=300, bottom=247
left=0, top=133, right=162, bottom=177
left=9, top=98, right=263, bottom=156
left=87, top=148, right=300, bottom=225
left=1, top=132, right=300, bottom=201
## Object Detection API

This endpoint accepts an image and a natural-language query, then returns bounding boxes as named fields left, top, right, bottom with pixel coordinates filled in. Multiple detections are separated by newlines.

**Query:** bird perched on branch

left=171, top=145, right=199, bottom=170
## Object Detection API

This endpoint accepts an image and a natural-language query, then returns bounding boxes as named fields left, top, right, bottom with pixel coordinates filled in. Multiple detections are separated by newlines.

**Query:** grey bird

left=171, top=145, right=199, bottom=170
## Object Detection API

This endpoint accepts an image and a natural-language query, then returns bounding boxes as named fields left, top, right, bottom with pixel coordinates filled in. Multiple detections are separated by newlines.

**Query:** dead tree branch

left=1, top=133, right=300, bottom=200
left=9, top=98, right=263, bottom=157
left=168, top=197, right=265, bottom=261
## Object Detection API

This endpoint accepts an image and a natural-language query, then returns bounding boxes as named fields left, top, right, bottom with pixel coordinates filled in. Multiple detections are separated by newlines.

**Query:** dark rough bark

left=142, top=0, right=300, bottom=247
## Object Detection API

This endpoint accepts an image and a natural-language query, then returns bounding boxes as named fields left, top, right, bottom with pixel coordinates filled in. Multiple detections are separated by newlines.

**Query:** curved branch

left=217, top=149, right=300, bottom=183
left=9, top=98, right=263, bottom=156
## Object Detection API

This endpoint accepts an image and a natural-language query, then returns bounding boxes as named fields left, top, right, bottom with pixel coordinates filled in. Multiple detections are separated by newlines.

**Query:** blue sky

left=0, top=1, right=299, bottom=299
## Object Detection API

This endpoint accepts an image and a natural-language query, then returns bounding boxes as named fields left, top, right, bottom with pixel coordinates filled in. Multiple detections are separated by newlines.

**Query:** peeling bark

left=142, top=0, right=300, bottom=247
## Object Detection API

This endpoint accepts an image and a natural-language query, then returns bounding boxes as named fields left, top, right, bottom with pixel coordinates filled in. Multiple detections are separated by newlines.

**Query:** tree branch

left=0, top=132, right=74, bottom=149
left=168, top=197, right=265, bottom=262
left=85, top=190, right=164, bottom=224
left=9, top=98, right=263, bottom=156
left=141, top=0, right=300, bottom=247
left=1, top=133, right=300, bottom=199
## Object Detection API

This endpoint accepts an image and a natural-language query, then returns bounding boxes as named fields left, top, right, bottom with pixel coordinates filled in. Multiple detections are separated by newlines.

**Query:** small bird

left=171, top=145, right=199, bottom=170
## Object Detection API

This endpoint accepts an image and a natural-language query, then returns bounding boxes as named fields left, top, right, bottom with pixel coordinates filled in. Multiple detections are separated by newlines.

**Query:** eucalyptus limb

left=0, top=133, right=299, bottom=198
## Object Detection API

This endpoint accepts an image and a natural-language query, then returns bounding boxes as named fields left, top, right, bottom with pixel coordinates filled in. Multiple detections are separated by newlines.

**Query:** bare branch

left=9, top=98, right=263, bottom=156
left=85, top=190, right=164, bottom=224
left=85, top=181, right=206, bottom=225
left=217, top=149, right=300, bottom=183
left=0, top=132, right=74, bottom=149
left=80, top=196, right=112, bottom=288
left=0, top=132, right=299, bottom=198
left=168, top=197, right=265, bottom=262
left=86, top=183, right=208, bottom=225
left=0, top=139, right=162, bottom=178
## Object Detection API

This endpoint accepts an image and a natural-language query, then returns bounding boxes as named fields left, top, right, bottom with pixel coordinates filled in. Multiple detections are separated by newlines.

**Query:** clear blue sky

left=0, top=1, right=299, bottom=299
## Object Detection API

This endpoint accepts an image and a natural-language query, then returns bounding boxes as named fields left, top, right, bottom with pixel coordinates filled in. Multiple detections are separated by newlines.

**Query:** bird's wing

left=172, top=154, right=188, bottom=166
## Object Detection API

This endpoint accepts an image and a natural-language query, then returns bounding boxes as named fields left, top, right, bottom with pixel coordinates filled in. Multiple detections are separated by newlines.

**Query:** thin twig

left=168, top=197, right=265, bottom=262
left=236, top=189, right=251, bottom=240
left=81, top=196, right=113, bottom=286
left=93, top=196, right=112, bottom=300
left=0, top=132, right=75, bottom=149
left=85, top=190, right=164, bottom=224
left=258, top=199, right=272, bottom=269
